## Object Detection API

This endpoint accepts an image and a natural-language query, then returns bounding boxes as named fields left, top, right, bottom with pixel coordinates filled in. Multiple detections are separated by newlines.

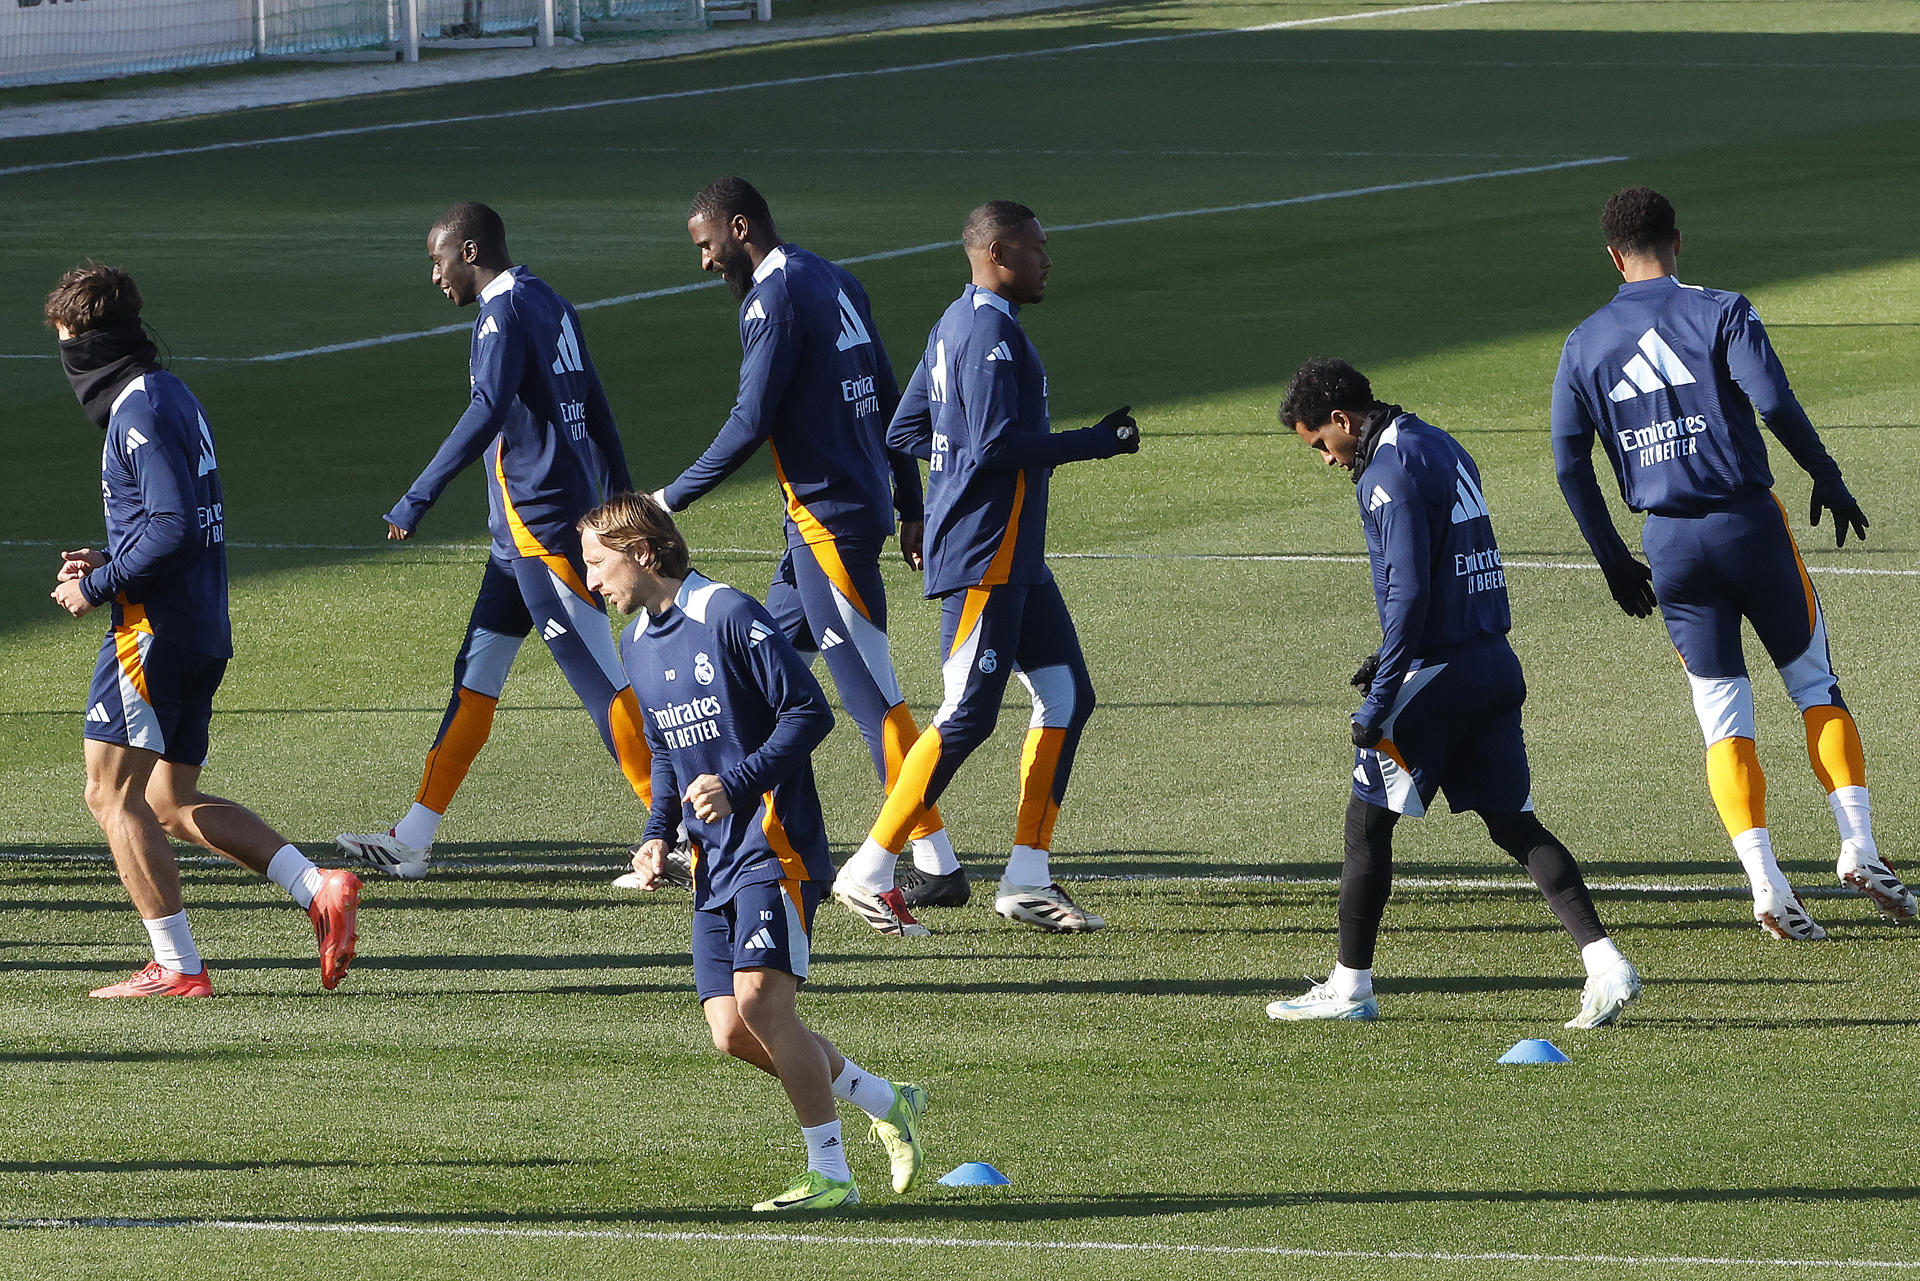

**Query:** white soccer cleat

left=1564, top=957, right=1642, bottom=1030
left=834, top=885, right=930, bottom=938
left=334, top=829, right=431, bottom=880
left=1266, top=978, right=1378, bottom=1022
left=993, top=880, right=1105, bottom=933
left=1753, top=879, right=1827, bottom=941
left=1838, top=842, right=1917, bottom=921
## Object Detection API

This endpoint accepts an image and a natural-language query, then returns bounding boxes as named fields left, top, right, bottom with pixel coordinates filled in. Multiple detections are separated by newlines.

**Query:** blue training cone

left=1498, top=1038, right=1571, bottom=1064
left=938, top=1162, right=1011, bottom=1187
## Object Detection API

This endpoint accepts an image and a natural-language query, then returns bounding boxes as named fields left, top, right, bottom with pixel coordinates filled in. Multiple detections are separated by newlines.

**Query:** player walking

left=1552, top=187, right=1913, bottom=938
left=582, top=493, right=928, bottom=1212
left=656, top=177, right=960, bottom=935
left=47, top=263, right=360, bottom=996
left=840, top=200, right=1139, bottom=934
left=1267, top=358, right=1640, bottom=1029
left=336, top=203, right=653, bottom=878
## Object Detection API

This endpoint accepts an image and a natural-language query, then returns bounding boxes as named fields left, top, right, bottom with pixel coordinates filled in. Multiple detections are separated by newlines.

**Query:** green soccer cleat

left=751, top=1169, right=860, bottom=1213
left=870, top=1082, right=929, bottom=1194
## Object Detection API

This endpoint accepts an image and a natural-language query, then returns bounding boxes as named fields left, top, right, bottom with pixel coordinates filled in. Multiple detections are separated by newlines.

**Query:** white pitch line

left=0, top=1, right=1507, bottom=181
left=0, top=157, right=1622, bottom=365
left=9, top=1218, right=1919, bottom=1271
left=3, top=540, right=1916, bottom=578
left=170, top=155, right=1627, bottom=365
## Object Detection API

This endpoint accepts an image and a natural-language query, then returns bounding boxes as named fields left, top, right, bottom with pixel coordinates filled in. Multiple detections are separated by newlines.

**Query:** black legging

left=1337, top=796, right=1608, bottom=970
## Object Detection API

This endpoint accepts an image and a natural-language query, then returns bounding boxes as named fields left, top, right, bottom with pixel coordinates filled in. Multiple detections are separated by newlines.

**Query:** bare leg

left=146, top=760, right=289, bottom=875
left=83, top=739, right=179, bottom=918
left=703, top=992, right=844, bottom=1081
left=730, top=969, right=838, bottom=1127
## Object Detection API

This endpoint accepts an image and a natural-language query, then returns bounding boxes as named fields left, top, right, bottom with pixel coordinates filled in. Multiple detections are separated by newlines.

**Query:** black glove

left=1351, top=719, right=1382, bottom=749
left=1810, top=477, right=1868, bottom=548
left=1350, top=652, right=1380, bottom=690
left=1601, top=557, right=1657, bottom=618
left=1093, top=406, right=1140, bottom=455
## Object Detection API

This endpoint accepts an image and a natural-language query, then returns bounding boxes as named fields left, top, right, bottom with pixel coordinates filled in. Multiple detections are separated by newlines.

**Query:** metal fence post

left=404, top=0, right=420, bottom=61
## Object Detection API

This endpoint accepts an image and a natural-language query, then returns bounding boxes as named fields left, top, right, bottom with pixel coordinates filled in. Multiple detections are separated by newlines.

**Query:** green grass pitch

left=3, top=1, right=1919, bottom=1276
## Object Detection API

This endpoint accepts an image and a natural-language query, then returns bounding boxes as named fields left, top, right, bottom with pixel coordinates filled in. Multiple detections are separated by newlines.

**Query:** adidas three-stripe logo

left=744, top=927, right=775, bottom=951
left=86, top=703, right=112, bottom=724
left=985, top=341, right=1013, bottom=363
left=747, top=621, right=774, bottom=648
left=1450, top=462, right=1489, bottom=524
left=1608, top=328, right=1698, bottom=402
left=1367, top=485, right=1392, bottom=512
left=550, top=313, right=585, bottom=375
left=819, top=627, right=844, bottom=650
left=541, top=618, right=568, bottom=641
left=834, top=290, right=872, bottom=351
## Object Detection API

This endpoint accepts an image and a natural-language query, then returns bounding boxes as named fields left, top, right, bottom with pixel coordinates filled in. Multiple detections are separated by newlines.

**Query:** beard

left=714, top=244, right=754, bottom=300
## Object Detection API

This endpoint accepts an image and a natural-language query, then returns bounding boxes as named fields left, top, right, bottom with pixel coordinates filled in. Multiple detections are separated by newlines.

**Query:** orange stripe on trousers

left=878, top=702, right=946, bottom=842
left=1804, top=706, right=1866, bottom=792
left=609, top=686, right=654, bottom=805
left=1014, top=726, right=1069, bottom=849
left=415, top=687, right=499, bottom=813
left=869, top=726, right=945, bottom=854
left=1705, top=736, right=1767, bottom=839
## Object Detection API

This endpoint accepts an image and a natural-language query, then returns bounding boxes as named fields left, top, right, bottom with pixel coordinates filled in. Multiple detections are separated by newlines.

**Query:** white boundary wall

left=2, top=1, right=258, bottom=87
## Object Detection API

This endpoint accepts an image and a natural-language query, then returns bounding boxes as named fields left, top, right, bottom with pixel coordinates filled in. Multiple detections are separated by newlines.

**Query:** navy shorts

left=83, top=628, right=226, bottom=766
left=1352, top=639, right=1532, bottom=817
left=692, top=876, right=823, bottom=1003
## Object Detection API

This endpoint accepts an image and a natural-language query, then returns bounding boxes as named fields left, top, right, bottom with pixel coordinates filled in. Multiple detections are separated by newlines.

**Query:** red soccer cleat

left=90, top=960, right=214, bottom=999
left=308, top=868, right=362, bottom=990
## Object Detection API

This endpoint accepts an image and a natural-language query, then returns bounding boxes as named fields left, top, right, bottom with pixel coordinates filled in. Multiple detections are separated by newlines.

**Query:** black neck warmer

left=1350, top=403, right=1405, bottom=483
left=59, top=320, right=161, bottom=430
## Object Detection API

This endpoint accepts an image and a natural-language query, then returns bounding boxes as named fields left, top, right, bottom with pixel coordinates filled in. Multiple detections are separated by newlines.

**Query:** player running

left=336, top=202, right=653, bottom=878
left=1552, top=187, right=1912, bottom=939
left=46, top=263, right=360, bottom=997
left=650, top=177, right=961, bottom=934
left=581, top=492, right=928, bottom=1212
left=1266, top=358, right=1640, bottom=1030
left=839, top=200, right=1139, bottom=934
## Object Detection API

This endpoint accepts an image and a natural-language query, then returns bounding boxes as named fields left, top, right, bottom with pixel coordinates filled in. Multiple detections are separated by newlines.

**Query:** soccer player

left=839, top=200, right=1138, bottom=934
left=580, top=493, right=928, bottom=1213
left=336, top=202, right=653, bottom=878
left=1266, top=358, right=1640, bottom=1029
left=653, top=177, right=960, bottom=936
left=46, top=263, right=360, bottom=997
left=1552, top=187, right=1913, bottom=939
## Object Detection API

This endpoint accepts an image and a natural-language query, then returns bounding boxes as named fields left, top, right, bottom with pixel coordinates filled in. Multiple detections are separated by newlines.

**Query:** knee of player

left=1481, top=810, right=1549, bottom=858
left=82, top=773, right=134, bottom=822
left=704, top=1004, right=756, bottom=1059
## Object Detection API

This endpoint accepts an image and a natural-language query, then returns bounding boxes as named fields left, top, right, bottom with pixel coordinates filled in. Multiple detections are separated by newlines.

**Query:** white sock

left=1580, top=936, right=1626, bottom=979
left=1829, top=786, right=1876, bottom=853
left=392, top=803, right=442, bottom=851
left=265, top=844, right=325, bottom=910
left=839, top=837, right=898, bottom=896
left=142, top=910, right=203, bottom=975
left=831, top=1058, right=898, bottom=1120
left=1004, top=843, right=1050, bottom=888
left=801, top=1119, right=851, bottom=1181
left=1732, top=827, right=1781, bottom=897
left=909, top=829, right=960, bottom=876
left=1328, top=962, right=1372, bottom=1000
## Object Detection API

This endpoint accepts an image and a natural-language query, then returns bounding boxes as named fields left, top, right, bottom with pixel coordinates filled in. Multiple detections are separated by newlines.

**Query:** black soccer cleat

left=896, top=865, right=972, bottom=909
